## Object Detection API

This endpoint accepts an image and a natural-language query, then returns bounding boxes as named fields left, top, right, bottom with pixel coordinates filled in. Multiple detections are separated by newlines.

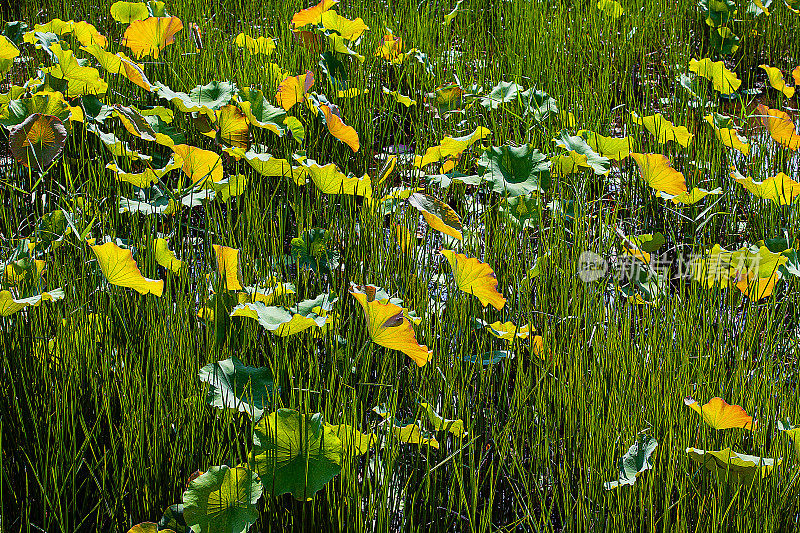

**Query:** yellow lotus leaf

left=301, top=159, right=372, bottom=197
left=382, top=87, right=416, bottom=107
left=703, top=116, right=750, bottom=155
left=224, top=147, right=304, bottom=181
left=114, top=104, right=157, bottom=141
left=153, top=238, right=183, bottom=273
left=80, top=43, right=124, bottom=73
left=5, top=259, right=46, bottom=285
left=276, top=71, right=314, bottom=111
left=480, top=320, right=533, bottom=341
left=320, top=10, right=369, bottom=40
left=629, top=153, right=687, bottom=196
left=274, top=314, right=319, bottom=336
left=785, top=428, right=800, bottom=462
left=291, top=0, right=339, bottom=28
left=440, top=249, right=506, bottom=310
left=686, top=448, right=779, bottom=481
left=0, top=289, right=65, bottom=317
left=239, top=281, right=295, bottom=305
left=731, top=168, right=800, bottom=205
left=215, top=105, right=250, bottom=148
left=661, top=187, right=723, bottom=205
left=212, top=244, right=244, bottom=291
left=90, top=242, right=164, bottom=296
left=172, top=144, right=223, bottom=185
left=120, top=56, right=154, bottom=91
left=414, top=126, right=491, bottom=167
left=419, top=402, right=466, bottom=438
left=684, top=397, right=756, bottom=430
left=123, top=16, right=183, bottom=59
left=578, top=130, right=632, bottom=160
left=395, top=224, right=415, bottom=253
left=44, top=44, right=108, bottom=96
left=760, top=65, right=795, bottom=98
left=27, top=19, right=107, bottom=48
left=689, top=58, right=741, bottom=95
left=235, top=33, right=276, bottom=55
left=375, top=31, right=404, bottom=63
left=734, top=269, right=782, bottom=300
left=378, top=155, right=397, bottom=186
left=757, top=104, right=800, bottom=150
left=630, top=113, right=693, bottom=148
left=793, top=66, right=800, bottom=86
left=110, top=1, right=151, bottom=23
left=319, top=104, right=359, bottom=152
left=0, top=36, right=19, bottom=76
left=407, top=192, right=462, bottom=241
left=689, top=244, right=787, bottom=290
left=106, top=155, right=182, bottom=187
left=350, top=285, right=432, bottom=367
left=597, top=0, right=624, bottom=18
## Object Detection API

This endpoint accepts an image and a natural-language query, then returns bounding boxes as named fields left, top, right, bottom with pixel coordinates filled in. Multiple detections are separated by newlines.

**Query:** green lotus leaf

left=498, top=194, right=542, bottom=229
left=478, top=144, right=551, bottom=196
left=686, top=447, right=780, bottom=482
left=3, top=21, right=29, bottom=46
left=155, top=80, right=237, bottom=115
left=158, top=503, right=190, bottom=532
left=1, top=92, right=71, bottom=127
left=710, top=27, right=739, bottom=55
left=182, top=465, right=262, bottom=533
left=236, top=87, right=287, bottom=136
left=110, top=1, right=150, bottom=23
left=604, top=435, right=658, bottom=489
left=462, top=351, right=513, bottom=366
left=230, top=294, right=332, bottom=336
left=199, top=356, right=275, bottom=420
left=519, top=87, right=557, bottom=122
left=427, top=172, right=485, bottom=189
left=480, top=80, right=522, bottom=109
left=80, top=94, right=114, bottom=124
left=290, top=228, right=338, bottom=274
left=553, top=131, right=610, bottom=175
left=420, top=402, right=466, bottom=437
left=249, top=409, right=342, bottom=501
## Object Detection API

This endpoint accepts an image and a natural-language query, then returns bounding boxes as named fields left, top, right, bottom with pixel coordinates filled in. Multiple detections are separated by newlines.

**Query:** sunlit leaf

left=759, top=64, right=794, bottom=98
left=684, top=397, right=756, bottom=430
left=407, top=192, right=462, bottom=240
left=276, top=71, right=314, bottom=111
left=604, top=435, right=657, bottom=489
left=26, top=19, right=107, bottom=48
left=318, top=104, right=359, bottom=151
left=443, top=0, right=465, bottom=25
left=731, top=167, right=800, bottom=205
left=689, top=57, right=741, bottom=95
left=90, top=242, right=164, bottom=296
left=199, top=356, right=274, bottom=420
left=212, top=244, right=243, bottom=291
left=629, top=153, right=687, bottom=196
left=661, top=186, right=722, bottom=205
left=153, top=237, right=183, bottom=272
left=155, top=80, right=237, bottom=117
left=630, top=112, right=693, bottom=147
left=734, top=269, right=782, bottom=300
left=415, top=126, right=490, bottom=168
left=476, top=319, right=533, bottom=341
left=320, top=10, right=368, bottom=40
left=480, top=81, right=522, bottom=109
left=300, top=158, right=372, bottom=196
left=553, top=131, right=611, bottom=175
left=0, top=35, right=19, bottom=75
left=578, top=130, right=632, bottom=160
left=182, top=465, right=261, bottom=533
left=686, top=448, right=779, bottom=482
left=440, top=249, right=506, bottom=309
left=122, top=16, right=183, bottom=59
left=291, top=0, right=339, bottom=28
left=382, top=87, right=416, bottom=107
left=597, top=0, right=624, bottom=18
left=236, top=87, right=287, bottom=136
left=235, top=32, right=275, bottom=55
left=224, top=147, right=303, bottom=181
left=689, top=244, right=787, bottom=289
left=420, top=402, right=466, bottom=437
left=43, top=43, right=108, bottom=96
left=110, top=1, right=151, bottom=23
left=0, top=289, right=64, bottom=317
left=9, top=113, right=68, bottom=172
left=704, top=113, right=749, bottom=154
left=170, top=144, right=223, bottom=186
left=328, top=424, right=374, bottom=455
left=106, top=156, right=182, bottom=188
left=757, top=104, right=800, bottom=150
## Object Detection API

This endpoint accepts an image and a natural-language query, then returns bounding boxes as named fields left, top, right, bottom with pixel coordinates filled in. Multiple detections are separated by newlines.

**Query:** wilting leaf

left=350, top=284, right=433, bottom=367
left=629, top=153, right=687, bottom=196
left=212, top=244, right=243, bottom=291
left=604, top=435, right=658, bottom=489
left=476, top=319, right=533, bottom=341
left=630, top=112, right=693, bottom=147
left=9, top=113, right=68, bottom=172
left=301, top=158, right=371, bottom=196
left=276, top=71, right=314, bottom=111
left=153, top=237, right=182, bottom=272
left=106, top=156, right=182, bottom=188
left=578, top=130, right=632, bottom=160
left=414, top=126, right=490, bottom=168
left=110, top=1, right=151, bottom=23
left=731, top=168, right=800, bottom=205
left=553, top=131, right=611, bottom=175
left=689, top=58, right=741, bottom=95
left=704, top=113, right=749, bottom=154
left=757, top=104, right=800, bottom=150
left=182, top=465, right=261, bottom=533
left=214, top=105, right=250, bottom=148
left=122, top=16, right=183, bottom=59
left=249, top=409, right=342, bottom=501
left=235, top=32, right=275, bottom=55
left=661, top=186, right=722, bottom=205
left=407, top=192, right=462, bottom=241
left=759, top=64, right=794, bottom=98
left=686, top=448, right=779, bottom=482
left=0, top=289, right=65, bottom=317
left=199, top=356, right=274, bottom=420
left=319, top=104, right=359, bottom=151
left=684, top=397, right=756, bottom=430
left=420, top=402, right=466, bottom=437
left=440, top=249, right=506, bottom=309
left=91, top=242, right=163, bottom=296
left=734, top=269, right=782, bottom=300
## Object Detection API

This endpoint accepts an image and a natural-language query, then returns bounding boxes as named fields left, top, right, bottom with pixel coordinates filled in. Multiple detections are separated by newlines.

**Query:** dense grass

left=2, top=0, right=800, bottom=531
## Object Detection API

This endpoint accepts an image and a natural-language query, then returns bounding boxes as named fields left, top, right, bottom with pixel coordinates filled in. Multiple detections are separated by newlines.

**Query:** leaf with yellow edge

left=734, top=269, right=782, bottom=300
left=235, top=88, right=287, bottom=136
left=689, top=244, right=787, bottom=289
left=126, top=523, right=160, bottom=533
left=350, top=284, right=432, bottom=367
left=113, top=104, right=157, bottom=141
left=782, top=425, right=800, bottom=462
left=231, top=294, right=334, bottom=336
left=689, top=58, right=741, bottom=95
left=0, top=289, right=65, bottom=317
left=43, top=43, right=108, bottom=96
left=327, top=424, right=374, bottom=455
left=318, top=104, right=359, bottom=152
left=224, top=147, right=304, bottom=182
left=212, top=244, right=244, bottom=291
left=420, top=402, right=466, bottom=437
left=760, top=64, right=795, bottom=98
left=214, top=174, right=248, bottom=201
left=414, top=126, right=491, bottom=168
left=382, top=87, right=416, bottom=107
left=0, top=36, right=20, bottom=76
left=27, top=19, right=107, bottom=48
left=153, top=238, right=183, bottom=273
left=9, top=113, right=68, bottom=172
left=320, top=11, right=369, bottom=40
left=629, top=153, right=687, bottom=196
left=120, top=56, right=154, bottom=91
left=597, top=0, right=624, bottom=18
left=731, top=167, right=800, bottom=205
left=684, top=397, right=756, bottom=430
left=239, top=280, right=295, bottom=305
left=686, top=448, right=779, bottom=482
left=214, top=105, right=250, bottom=149
left=300, top=158, right=372, bottom=197
left=235, top=33, right=276, bottom=55
left=291, top=0, right=339, bottom=28
left=111, top=1, right=151, bottom=23
left=630, top=113, right=693, bottom=148
left=440, top=249, right=506, bottom=309
left=407, top=192, right=462, bottom=241
left=374, top=30, right=405, bottom=63
left=123, top=16, right=183, bottom=59
left=578, top=130, right=632, bottom=160
left=105, top=155, right=182, bottom=187
left=660, top=187, right=723, bottom=205
left=276, top=71, right=314, bottom=111
left=793, top=66, right=800, bottom=86
left=476, top=319, right=533, bottom=341
left=704, top=113, right=750, bottom=155
left=4, top=258, right=46, bottom=286
left=172, top=144, right=223, bottom=186
left=757, top=104, right=800, bottom=150
left=91, top=242, right=163, bottom=296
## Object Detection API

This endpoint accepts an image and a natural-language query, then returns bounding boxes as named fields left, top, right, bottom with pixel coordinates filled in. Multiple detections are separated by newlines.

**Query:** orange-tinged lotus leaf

left=235, top=33, right=276, bottom=55
left=319, top=104, right=359, bottom=152
left=44, top=44, right=108, bottom=96
left=91, top=242, right=164, bottom=296
left=793, top=66, right=800, bottom=86
left=0, top=289, right=65, bottom=317
left=414, top=126, right=491, bottom=167
left=760, top=65, right=795, bottom=98
left=350, top=285, right=432, bottom=367
left=630, top=113, right=693, bottom=148
left=375, top=31, right=404, bottom=63
left=689, top=58, right=741, bottom=95
left=215, top=105, right=250, bottom=148
left=171, top=144, right=223, bottom=185
left=276, top=71, right=314, bottom=111
left=123, top=16, right=183, bottom=59
left=407, top=192, right=462, bottom=241
left=320, top=11, right=369, bottom=40
left=629, top=153, right=687, bottom=196
left=757, top=104, right=800, bottom=150
left=301, top=159, right=372, bottom=197
left=153, top=238, right=183, bottom=273
left=120, top=56, right=154, bottom=91
left=291, top=0, right=339, bottom=28
left=9, top=114, right=68, bottom=171
left=731, top=168, right=800, bottom=205
left=734, top=269, right=782, bottom=300
left=440, top=249, right=506, bottom=310
left=212, top=244, right=244, bottom=291
left=106, top=155, right=182, bottom=187
left=684, top=397, right=756, bottom=430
